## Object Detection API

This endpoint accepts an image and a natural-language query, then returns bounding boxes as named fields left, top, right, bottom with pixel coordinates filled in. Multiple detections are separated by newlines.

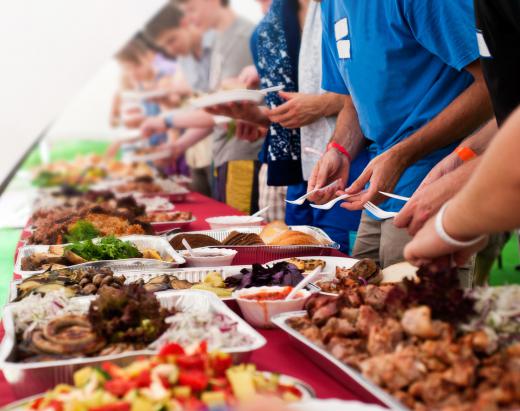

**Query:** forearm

left=395, top=62, right=493, bottom=165
left=177, top=127, right=213, bottom=149
left=331, top=96, right=366, bottom=160
left=319, top=93, right=345, bottom=117
left=457, top=119, right=498, bottom=155
left=169, top=110, right=216, bottom=129
left=444, top=109, right=520, bottom=238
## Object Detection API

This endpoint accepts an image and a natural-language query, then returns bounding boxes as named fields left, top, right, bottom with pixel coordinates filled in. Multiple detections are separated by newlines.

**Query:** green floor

left=0, top=140, right=519, bottom=307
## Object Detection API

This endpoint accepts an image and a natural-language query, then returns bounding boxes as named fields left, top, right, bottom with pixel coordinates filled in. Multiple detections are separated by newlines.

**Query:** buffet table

left=0, top=192, right=360, bottom=406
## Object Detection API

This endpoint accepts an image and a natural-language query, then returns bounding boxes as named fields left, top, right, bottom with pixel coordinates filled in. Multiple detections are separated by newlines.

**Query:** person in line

left=307, top=0, right=492, bottom=284
left=404, top=107, right=520, bottom=268
left=143, top=0, right=263, bottom=214
left=395, top=0, right=520, bottom=283
left=142, top=3, right=216, bottom=196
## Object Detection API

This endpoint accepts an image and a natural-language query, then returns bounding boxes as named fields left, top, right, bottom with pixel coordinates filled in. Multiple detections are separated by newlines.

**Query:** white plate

left=267, top=256, right=359, bottom=276
left=121, top=89, right=169, bottom=102
left=190, top=89, right=266, bottom=109
left=291, top=400, right=387, bottom=411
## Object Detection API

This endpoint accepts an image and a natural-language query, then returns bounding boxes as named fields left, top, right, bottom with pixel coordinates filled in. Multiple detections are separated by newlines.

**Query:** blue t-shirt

left=321, top=0, right=479, bottom=215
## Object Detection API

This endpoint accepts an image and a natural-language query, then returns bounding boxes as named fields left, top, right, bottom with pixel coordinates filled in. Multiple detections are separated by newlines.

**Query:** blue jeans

left=284, top=149, right=370, bottom=254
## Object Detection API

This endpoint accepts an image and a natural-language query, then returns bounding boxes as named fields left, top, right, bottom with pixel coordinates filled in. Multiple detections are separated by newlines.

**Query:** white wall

left=0, top=0, right=262, bottom=183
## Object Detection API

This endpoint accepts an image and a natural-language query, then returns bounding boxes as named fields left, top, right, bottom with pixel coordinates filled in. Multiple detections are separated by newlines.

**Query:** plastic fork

left=285, top=180, right=340, bottom=206
left=310, top=193, right=351, bottom=210
left=379, top=191, right=411, bottom=202
left=363, top=201, right=398, bottom=219
left=285, top=266, right=323, bottom=300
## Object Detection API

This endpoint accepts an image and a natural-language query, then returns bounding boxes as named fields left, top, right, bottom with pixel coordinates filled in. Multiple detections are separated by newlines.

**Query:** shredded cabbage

left=10, top=291, right=86, bottom=338
left=462, top=285, right=520, bottom=347
left=148, top=311, right=253, bottom=351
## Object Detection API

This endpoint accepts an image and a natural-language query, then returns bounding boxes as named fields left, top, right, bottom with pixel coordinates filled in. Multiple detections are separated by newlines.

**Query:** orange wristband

left=455, top=146, right=477, bottom=162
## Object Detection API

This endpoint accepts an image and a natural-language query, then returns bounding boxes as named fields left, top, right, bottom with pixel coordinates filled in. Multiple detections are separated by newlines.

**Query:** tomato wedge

left=178, top=370, right=209, bottom=391
left=104, top=379, right=136, bottom=397
left=158, top=343, right=185, bottom=357
left=176, top=354, right=205, bottom=370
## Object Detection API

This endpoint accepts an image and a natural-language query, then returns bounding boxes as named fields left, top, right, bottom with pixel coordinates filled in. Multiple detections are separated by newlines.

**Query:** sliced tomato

left=104, top=379, right=136, bottom=397
left=176, top=354, right=205, bottom=370
left=132, top=370, right=151, bottom=388
left=197, top=341, right=208, bottom=354
left=30, top=397, right=45, bottom=410
left=158, top=343, right=185, bottom=357
left=89, top=401, right=131, bottom=411
left=101, top=362, right=125, bottom=379
left=47, top=400, right=63, bottom=411
left=178, top=370, right=209, bottom=391
left=210, top=354, right=232, bottom=376
left=159, top=375, right=170, bottom=389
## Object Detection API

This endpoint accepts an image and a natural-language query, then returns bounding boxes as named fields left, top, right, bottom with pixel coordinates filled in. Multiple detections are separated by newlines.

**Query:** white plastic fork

left=379, top=191, right=411, bottom=202
left=310, top=193, right=351, bottom=210
left=363, top=201, right=398, bottom=219
left=285, top=180, right=340, bottom=206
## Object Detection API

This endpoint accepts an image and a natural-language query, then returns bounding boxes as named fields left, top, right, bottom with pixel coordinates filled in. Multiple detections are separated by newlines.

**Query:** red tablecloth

left=0, top=192, right=361, bottom=405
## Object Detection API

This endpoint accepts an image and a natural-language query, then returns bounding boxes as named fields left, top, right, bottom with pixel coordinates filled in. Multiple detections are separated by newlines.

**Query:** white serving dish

left=0, top=290, right=266, bottom=399
left=14, top=235, right=185, bottom=278
left=10, top=265, right=251, bottom=303
left=267, top=255, right=359, bottom=276
left=169, top=226, right=340, bottom=265
left=150, top=216, right=197, bottom=234
left=272, top=312, right=409, bottom=410
left=190, top=89, right=266, bottom=109
left=233, top=286, right=314, bottom=329
left=181, top=248, right=238, bottom=267
left=205, top=215, right=263, bottom=230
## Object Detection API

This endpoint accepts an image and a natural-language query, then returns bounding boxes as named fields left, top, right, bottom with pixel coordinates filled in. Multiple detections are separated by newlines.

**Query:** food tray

left=0, top=290, right=267, bottom=399
left=14, top=235, right=185, bottom=278
left=272, top=312, right=408, bottom=410
left=0, top=374, right=315, bottom=411
left=8, top=265, right=251, bottom=303
left=169, top=226, right=340, bottom=265
left=150, top=216, right=197, bottom=234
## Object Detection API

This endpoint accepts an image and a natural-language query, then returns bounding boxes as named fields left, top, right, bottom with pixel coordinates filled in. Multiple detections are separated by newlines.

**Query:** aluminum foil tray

left=272, top=311, right=409, bottom=410
left=14, top=235, right=185, bottom=278
left=0, top=290, right=266, bottom=399
left=169, top=225, right=340, bottom=265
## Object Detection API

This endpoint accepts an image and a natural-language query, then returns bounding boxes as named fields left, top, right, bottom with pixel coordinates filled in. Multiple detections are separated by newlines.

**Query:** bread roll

left=269, top=230, right=321, bottom=246
left=260, top=220, right=289, bottom=244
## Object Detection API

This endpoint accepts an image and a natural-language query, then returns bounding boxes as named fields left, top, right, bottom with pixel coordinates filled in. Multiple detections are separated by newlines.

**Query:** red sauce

left=241, top=287, right=304, bottom=301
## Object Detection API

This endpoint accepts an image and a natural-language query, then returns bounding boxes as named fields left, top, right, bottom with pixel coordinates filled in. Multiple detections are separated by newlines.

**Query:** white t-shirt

left=298, top=2, right=337, bottom=181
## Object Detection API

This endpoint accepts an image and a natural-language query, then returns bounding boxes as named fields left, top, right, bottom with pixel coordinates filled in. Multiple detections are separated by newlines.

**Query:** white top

left=298, top=2, right=337, bottom=181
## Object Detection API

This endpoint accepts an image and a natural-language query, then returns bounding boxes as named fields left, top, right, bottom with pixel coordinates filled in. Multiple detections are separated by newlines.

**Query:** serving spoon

left=285, top=266, right=323, bottom=300
left=182, top=239, right=197, bottom=257
left=246, top=206, right=270, bottom=222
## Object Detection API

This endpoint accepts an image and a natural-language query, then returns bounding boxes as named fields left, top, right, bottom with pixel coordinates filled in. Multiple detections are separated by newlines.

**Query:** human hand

left=404, top=215, right=488, bottom=268
left=205, top=101, right=266, bottom=125
left=307, top=149, right=349, bottom=204
left=266, top=92, right=322, bottom=129
left=235, top=121, right=266, bottom=142
left=122, top=113, right=145, bottom=129
left=238, top=65, right=260, bottom=89
left=395, top=173, right=460, bottom=235
left=342, top=148, right=409, bottom=211
left=418, top=151, right=462, bottom=189
left=140, top=117, right=167, bottom=138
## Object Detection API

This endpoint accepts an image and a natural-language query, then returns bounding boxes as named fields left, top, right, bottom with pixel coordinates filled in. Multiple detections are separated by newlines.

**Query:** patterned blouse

left=251, top=0, right=303, bottom=186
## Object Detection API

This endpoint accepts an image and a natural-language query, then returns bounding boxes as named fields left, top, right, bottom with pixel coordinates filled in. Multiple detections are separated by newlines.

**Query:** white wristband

left=435, top=203, right=485, bottom=247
